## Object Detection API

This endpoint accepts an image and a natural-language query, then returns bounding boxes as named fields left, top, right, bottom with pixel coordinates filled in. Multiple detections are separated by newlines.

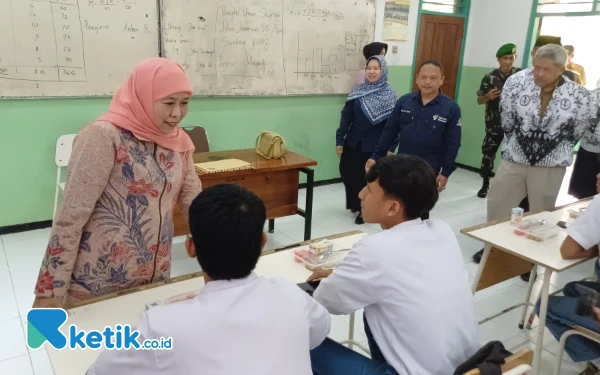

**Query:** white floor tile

left=16, top=294, right=36, bottom=318
left=0, top=264, right=19, bottom=323
left=0, top=317, right=28, bottom=361
left=448, top=169, right=480, bottom=183
left=457, top=235, right=484, bottom=252
left=430, top=202, right=468, bottom=219
left=0, top=239, right=6, bottom=265
left=264, top=231, right=295, bottom=252
left=30, top=349, right=55, bottom=375
left=501, top=335, right=586, bottom=374
left=297, top=192, right=327, bottom=211
left=170, top=258, right=202, bottom=278
left=443, top=212, right=487, bottom=236
left=313, top=186, right=346, bottom=206
left=171, top=241, right=189, bottom=262
left=0, top=354, right=34, bottom=375
left=1, top=228, right=51, bottom=245
left=281, top=223, right=332, bottom=243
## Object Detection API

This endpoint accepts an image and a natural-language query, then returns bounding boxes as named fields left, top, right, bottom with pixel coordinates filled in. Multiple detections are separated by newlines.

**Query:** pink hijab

left=99, top=58, right=194, bottom=153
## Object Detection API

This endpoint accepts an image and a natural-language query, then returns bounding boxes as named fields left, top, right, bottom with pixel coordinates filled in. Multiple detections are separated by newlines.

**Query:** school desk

left=462, top=199, right=594, bottom=375
left=172, top=149, right=317, bottom=241
left=46, top=231, right=367, bottom=375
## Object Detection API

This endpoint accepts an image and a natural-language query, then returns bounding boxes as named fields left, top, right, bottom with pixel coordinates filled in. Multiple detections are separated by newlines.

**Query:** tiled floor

left=1, top=167, right=595, bottom=374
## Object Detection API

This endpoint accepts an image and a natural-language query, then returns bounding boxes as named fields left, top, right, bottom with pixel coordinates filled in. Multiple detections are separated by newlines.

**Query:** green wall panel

left=0, top=66, right=412, bottom=227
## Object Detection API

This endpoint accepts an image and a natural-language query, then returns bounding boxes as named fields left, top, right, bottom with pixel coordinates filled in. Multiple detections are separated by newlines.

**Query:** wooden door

left=413, top=14, right=465, bottom=99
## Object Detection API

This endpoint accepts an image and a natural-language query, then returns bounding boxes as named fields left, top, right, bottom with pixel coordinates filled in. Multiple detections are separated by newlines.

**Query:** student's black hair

left=418, top=59, right=444, bottom=75
left=363, top=42, right=388, bottom=60
left=365, top=154, right=439, bottom=220
left=188, top=184, right=266, bottom=280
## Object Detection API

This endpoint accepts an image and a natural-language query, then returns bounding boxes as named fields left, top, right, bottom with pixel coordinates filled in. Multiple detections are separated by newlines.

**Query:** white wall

left=374, top=0, right=420, bottom=66
left=463, top=0, right=534, bottom=68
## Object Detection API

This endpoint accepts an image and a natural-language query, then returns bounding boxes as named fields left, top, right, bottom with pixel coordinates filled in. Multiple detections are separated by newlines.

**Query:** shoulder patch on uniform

left=457, top=118, right=462, bottom=127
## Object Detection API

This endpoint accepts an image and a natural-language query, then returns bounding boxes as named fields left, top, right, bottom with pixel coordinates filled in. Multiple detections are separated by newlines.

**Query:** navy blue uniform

left=336, top=99, right=399, bottom=153
left=372, top=92, right=462, bottom=177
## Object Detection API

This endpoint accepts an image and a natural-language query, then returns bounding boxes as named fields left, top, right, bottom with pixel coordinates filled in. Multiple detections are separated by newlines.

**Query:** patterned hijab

left=347, top=56, right=397, bottom=125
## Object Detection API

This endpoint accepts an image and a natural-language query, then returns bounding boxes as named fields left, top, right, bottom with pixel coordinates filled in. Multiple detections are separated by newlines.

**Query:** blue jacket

left=372, top=92, right=462, bottom=177
left=336, top=99, right=399, bottom=153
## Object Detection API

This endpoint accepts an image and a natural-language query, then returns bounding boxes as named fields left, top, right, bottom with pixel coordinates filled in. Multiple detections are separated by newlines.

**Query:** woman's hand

left=307, top=268, right=333, bottom=282
left=32, top=296, right=64, bottom=309
left=336, top=146, right=343, bottom=158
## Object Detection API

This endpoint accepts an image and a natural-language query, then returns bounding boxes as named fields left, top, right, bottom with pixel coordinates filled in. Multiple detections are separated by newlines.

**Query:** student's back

left=362, top=219, right=478, bottom=373
left=139, top=275, right=327, bottom=375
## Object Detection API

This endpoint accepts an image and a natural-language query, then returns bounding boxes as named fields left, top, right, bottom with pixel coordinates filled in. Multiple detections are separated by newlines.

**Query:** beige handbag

left=255, top=131, right=288, bottom=159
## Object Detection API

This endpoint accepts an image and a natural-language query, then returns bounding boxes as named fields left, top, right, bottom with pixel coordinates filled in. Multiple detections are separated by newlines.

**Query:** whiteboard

left=160, top=0, right=376, bottom=96
left=0, top=0, right=159, bottom=97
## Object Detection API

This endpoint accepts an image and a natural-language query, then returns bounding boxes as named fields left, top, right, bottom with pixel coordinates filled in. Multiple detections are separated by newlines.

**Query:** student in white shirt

left=88, top=184, right=331, bottom=375
left=308, top=154, right=480, bottom=375
left=537, top=175, right=600, bottom=373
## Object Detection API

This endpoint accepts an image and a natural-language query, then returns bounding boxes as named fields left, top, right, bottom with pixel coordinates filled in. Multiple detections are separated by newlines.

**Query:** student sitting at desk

left=88, top=184, right=331, bottom=375
left=538, top=174, right=600, bottom=374
left=308, top=154, right=479, bottom=375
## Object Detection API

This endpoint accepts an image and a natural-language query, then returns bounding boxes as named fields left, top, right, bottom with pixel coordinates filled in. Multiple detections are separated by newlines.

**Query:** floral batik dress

left=35, top=121, right=202, bottom=305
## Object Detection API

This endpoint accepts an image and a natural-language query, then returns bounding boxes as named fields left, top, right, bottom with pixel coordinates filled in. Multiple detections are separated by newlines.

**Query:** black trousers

left=569, top=148, right=600, bottom=199
left=340, top=143, right=371, bottom=212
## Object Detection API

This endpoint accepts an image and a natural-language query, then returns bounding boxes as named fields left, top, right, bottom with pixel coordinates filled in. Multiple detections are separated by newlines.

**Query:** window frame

left=523, top=0, right=600, bottom=67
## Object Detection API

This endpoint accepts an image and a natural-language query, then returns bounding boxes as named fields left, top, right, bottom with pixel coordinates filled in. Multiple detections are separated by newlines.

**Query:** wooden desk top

left=461, top=199, right=593, bottom=272
left=193, top=149, right=317, bottom=177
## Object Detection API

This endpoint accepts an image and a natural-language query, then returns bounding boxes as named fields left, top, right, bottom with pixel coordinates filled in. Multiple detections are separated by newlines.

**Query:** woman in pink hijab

left=33, top=58, right=202, bottom=308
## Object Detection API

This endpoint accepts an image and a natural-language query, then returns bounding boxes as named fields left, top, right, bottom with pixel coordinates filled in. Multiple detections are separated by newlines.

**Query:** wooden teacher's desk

left=461, top=199, right=594, bottom=375
left=173, top=149, right=317, bottom=240
left=47, top=231, right=367, bottom=375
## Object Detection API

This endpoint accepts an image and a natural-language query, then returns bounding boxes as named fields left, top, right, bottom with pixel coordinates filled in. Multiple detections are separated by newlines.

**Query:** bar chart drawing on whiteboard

left=294, top=32, right=370, bottom=79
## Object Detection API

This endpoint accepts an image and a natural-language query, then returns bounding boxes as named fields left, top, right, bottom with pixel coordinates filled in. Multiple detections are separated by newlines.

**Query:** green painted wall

left=455, top=66, right=501, bottom=171
left=0, top=66, right=412, bottom=227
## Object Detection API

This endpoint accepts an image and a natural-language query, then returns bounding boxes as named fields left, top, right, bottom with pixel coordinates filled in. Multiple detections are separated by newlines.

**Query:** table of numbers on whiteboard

left=0, top=0, right=87, bottom=83
left=0, top=0, right=159, bottom=97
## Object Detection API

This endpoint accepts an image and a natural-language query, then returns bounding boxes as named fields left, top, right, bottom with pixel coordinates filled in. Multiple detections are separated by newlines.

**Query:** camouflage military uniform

left=478, top=67, right=522, bottom=178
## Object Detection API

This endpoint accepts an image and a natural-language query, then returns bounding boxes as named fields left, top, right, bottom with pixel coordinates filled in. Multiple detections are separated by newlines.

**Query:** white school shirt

left=88, top=273, right=330, bottom=375
left=500, top=67, right=598, bottom=167
left=567, top=195, right=600, bottom=264
left=314, top=218, right=479, bottom=375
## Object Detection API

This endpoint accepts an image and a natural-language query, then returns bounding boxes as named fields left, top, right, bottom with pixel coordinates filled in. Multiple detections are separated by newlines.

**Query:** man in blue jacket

left=366, top=60, right=462, bottom=201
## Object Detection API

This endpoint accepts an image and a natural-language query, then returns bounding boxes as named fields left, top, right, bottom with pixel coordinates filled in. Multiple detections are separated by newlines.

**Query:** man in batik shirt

left=488, top=44, right=598, bottom=224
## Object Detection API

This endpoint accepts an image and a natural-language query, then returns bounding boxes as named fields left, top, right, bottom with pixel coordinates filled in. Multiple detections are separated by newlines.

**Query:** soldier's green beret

left=496, top=43, right=517, bottom=58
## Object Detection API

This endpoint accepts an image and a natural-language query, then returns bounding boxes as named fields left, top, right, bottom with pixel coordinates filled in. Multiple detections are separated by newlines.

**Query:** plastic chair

left=463, top=349, right=534, bottom=375
left=553, top=325, right=600, bottom=375
left=182, top=126, right=209, bottom=153
left=53, top=134, right=77, bottom=219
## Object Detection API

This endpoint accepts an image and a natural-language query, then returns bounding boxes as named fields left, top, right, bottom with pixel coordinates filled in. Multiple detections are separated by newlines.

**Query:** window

left=537, top=0, right=595, bottom=13
left=422, top=0, right=467, bottom=14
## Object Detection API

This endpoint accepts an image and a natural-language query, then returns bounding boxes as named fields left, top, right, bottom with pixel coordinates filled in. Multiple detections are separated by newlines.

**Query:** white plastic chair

left=53, top=134, right=77, bottom=219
